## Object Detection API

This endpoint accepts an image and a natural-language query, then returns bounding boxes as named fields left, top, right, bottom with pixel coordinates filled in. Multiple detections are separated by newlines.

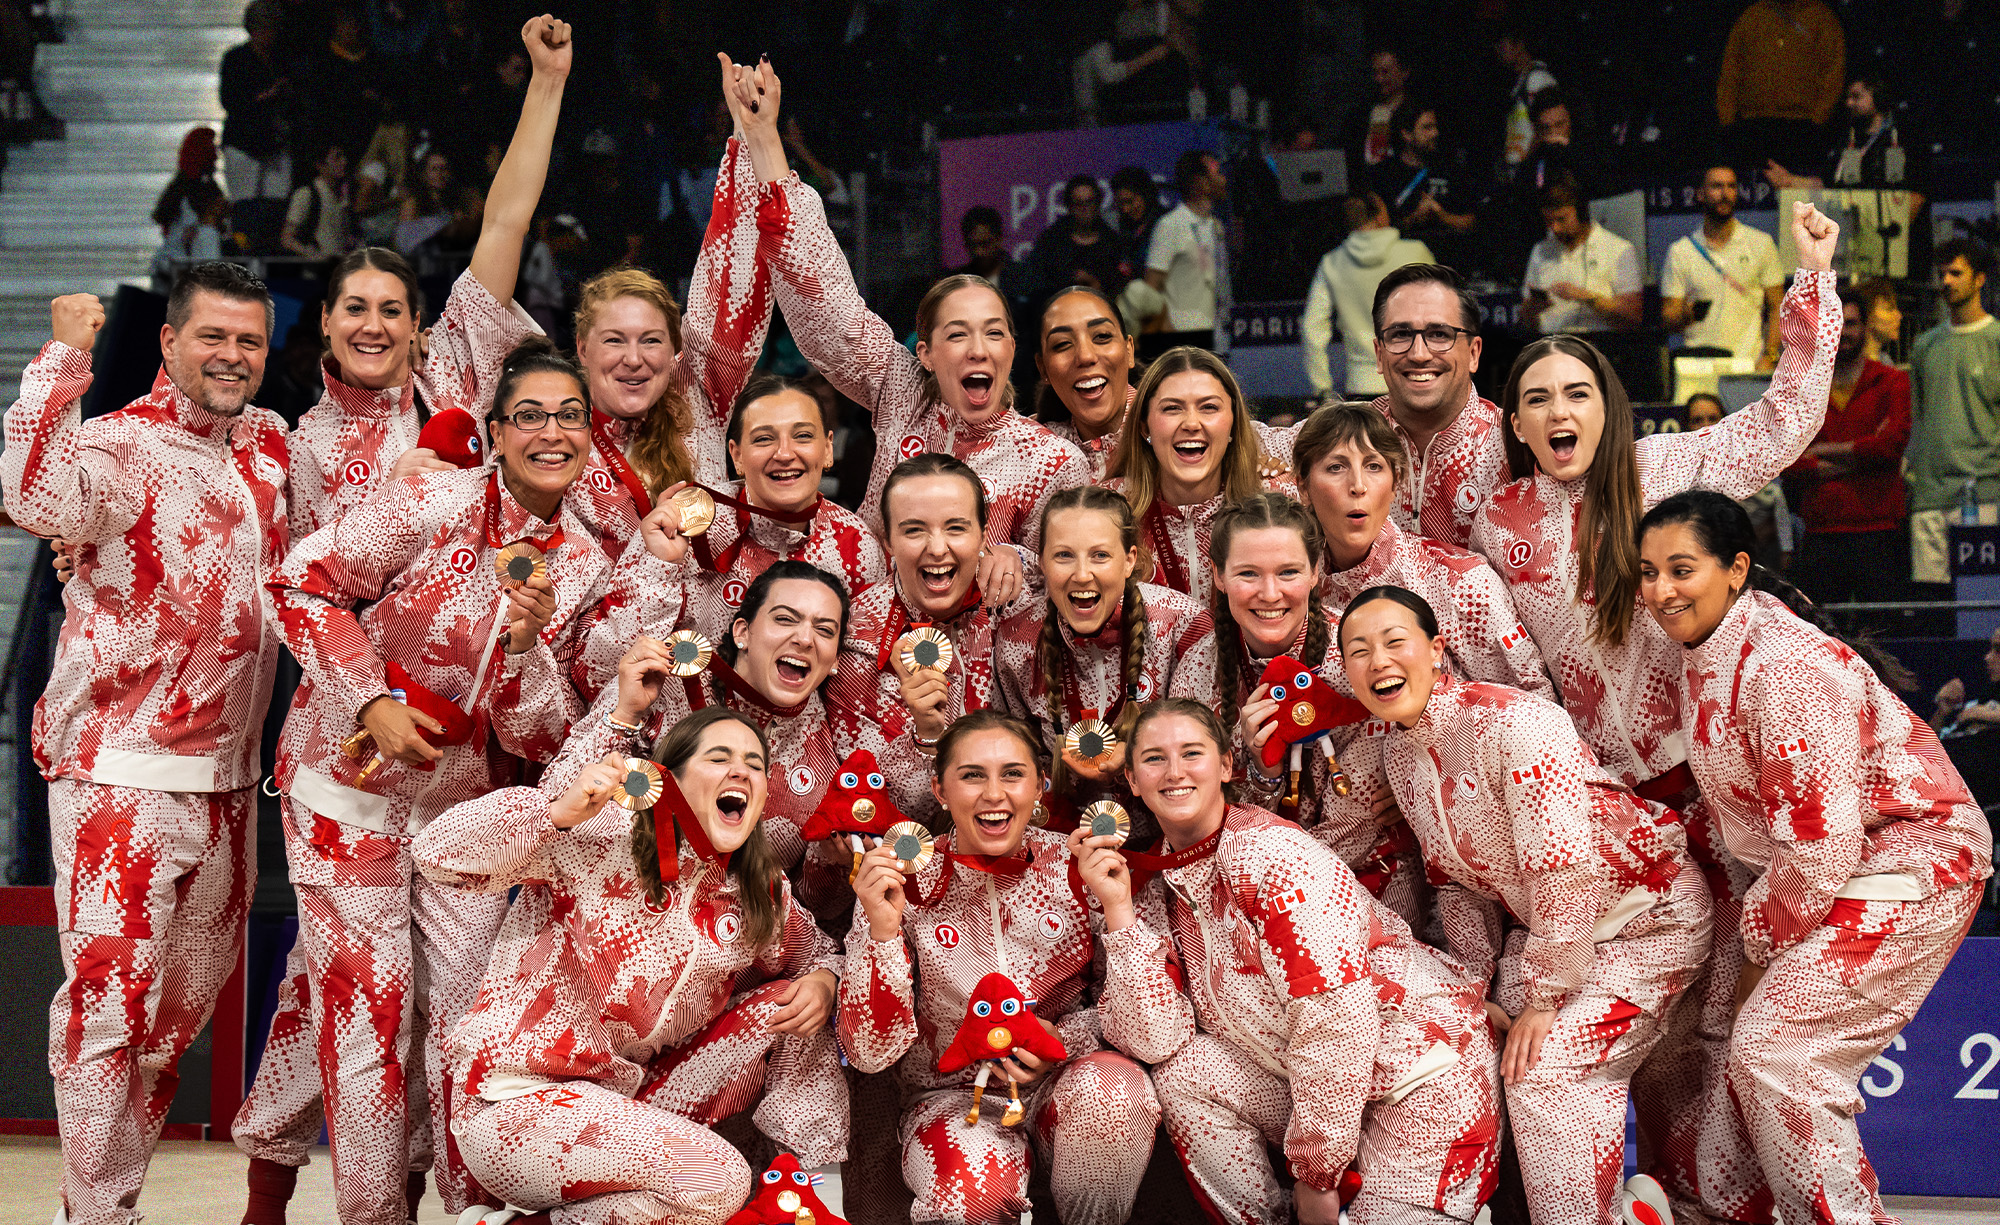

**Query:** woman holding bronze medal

left=993, top=485, right=1214, bottom=835
left=414, top=702, right=845, bottom=1225
left=251, top=340, right=613, bottom=1223
left=1103, top=346, right=1297, bottom=604
left=1087, top=699, right=1502, bottom=1225
left=843, top=710, right=1161, bottom=1225
left=830, top=453, right=1031, bottom=828
left=285, top=15, right=569, bottom=540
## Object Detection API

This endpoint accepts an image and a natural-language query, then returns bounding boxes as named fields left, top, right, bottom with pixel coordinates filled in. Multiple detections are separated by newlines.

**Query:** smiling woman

left=1036, top=285, right=1140, bottom=479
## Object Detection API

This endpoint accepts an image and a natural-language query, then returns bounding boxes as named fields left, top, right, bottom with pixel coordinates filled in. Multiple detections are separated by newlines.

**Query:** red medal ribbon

left=589, top=414, right=654, bottom=521
left=653, top=766, right=722, bottom=884
left=682, top=654, right=811, bottom=725
left=1123, top=826, right=1224, bottom=892
left=690, top=482, right=822, bottom=574
left=1140, top=501, right=1190, bottom=593
left=874, top=583, right=991, bottom=716
left=907, top=840, right=1037, bottom=907
left=484, top=470, right=566, bottom=555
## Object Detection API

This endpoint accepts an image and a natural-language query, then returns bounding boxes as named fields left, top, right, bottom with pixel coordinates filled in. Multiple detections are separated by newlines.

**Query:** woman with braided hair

left=1104, top=345, right=1297, bottom=603
left=993, top=485, right=1215, bottom=836
left=1209, top=492, right=1427, bottom=928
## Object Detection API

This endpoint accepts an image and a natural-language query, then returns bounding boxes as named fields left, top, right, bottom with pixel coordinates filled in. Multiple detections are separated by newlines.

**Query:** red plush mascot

left=937, top=972, right=1068, bottom=1127
left=728, top=1152, right=846, bottom=1224
left=1255, top=655, right=1370, bottom=807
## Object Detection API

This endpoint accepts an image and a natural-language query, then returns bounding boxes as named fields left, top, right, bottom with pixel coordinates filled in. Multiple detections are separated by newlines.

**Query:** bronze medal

left=493, top=541, right=547, bottom=586
left=1079, top=800, right=1131, bottom=846
left=669, top=485, right=716, bottom=536
left=1063, top=718, right=1117, bottom=763
left=882, top=820, right=935, bottom=874
left=895, top=626, right=955, bottom=674
left=664, top=630, right=715, bottom=678
left=609, top=757, right=664, bottom=812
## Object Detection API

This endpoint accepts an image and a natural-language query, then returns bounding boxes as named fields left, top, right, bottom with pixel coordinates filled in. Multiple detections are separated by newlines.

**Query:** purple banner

left=936, top=120, right=1222, bottom=267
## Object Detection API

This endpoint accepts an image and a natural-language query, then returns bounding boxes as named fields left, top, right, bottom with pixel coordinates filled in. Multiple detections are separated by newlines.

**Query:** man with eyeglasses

left=1361, top=261, right=1508, bottom=549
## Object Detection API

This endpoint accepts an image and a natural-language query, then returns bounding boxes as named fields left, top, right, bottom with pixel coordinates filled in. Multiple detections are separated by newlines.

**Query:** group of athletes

left=6, top=13, right=1991, bottom=1225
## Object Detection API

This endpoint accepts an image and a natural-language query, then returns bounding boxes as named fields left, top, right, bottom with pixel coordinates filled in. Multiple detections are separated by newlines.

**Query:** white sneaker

left=1617, top=1174, right=1673, bottom=1225
left=480, top=1211, right=524, bottom=1224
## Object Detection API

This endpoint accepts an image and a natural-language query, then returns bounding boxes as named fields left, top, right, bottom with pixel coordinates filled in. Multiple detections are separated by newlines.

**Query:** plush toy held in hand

left=1255, top=655, right=1370, bottom=804
left=727, top=1152, right=845, bottom=1224
left=416, top=408, right=484, bottom=468
left=798, top=751, right=905, bottom=847
left=938, top=972, right=1068, bottom=1127
left=343, top=662, right=475, bottom=784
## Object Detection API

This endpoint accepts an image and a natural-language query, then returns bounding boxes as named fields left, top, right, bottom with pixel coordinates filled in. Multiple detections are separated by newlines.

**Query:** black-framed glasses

left=1379, top=324, right=1476, bottom=354
left=501, top=407, right=591, bottom=431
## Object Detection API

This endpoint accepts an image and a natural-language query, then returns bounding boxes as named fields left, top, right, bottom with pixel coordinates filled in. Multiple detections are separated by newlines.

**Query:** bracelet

left=604, top=711, right=644, bottom=734
left=911, top=727, right=940, bottom=756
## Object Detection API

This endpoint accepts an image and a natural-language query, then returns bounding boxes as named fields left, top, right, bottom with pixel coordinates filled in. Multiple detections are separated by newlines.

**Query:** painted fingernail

left=750, top=101, right=759, bottom=112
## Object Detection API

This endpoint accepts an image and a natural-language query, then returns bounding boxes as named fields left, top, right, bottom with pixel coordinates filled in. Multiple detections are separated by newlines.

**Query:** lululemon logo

left=934, top=923, right=961, bottom=948
left=723, top=578, right=748, bottom=607
left=449, top=547, right=478, bottom=575
left=589, top=469, right=615, bottom=495
left=899, top=434, right=927, bottom=460
left=343, top=458, right=373, bottom=486
left=1505, top=540, right=1533, bottom=571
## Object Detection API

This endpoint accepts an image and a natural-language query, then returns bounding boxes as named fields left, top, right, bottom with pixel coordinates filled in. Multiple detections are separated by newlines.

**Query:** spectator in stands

left=362, top=0, right=436, bottom=71
left=1028, top=174, right=1127, bottom=302
left=1855, top=276, right=1904, bottom=363
left=1930, top=628, right=2000, bottom=734
left=1342, top=47, right=1410, bottom=168
left=1662, top=165, right=1785, bottom=366
left=300, top=6, right=387, bottom=179
left=281, top=141, right=358, bottom=260
left=1302, top=191, right=1433, bottom=398
left=1110, top=165, right=1163, bottom=274
left=398, top=149, right=484, bottom=255
left=1907, top=237, right=2000, bottom=589
left=350, top=100, right=412, bottom=245
left=1688, top=393, right=1794, bottom=570
left=1522, top=172, right=1641, bottom=333
left=1135, top=149, right=1228, bottom=340
left=150, top=129, right=232, bottom=290
left=563, top=129, right=654, bottom=277
left=1785, top=283, right=1913, bottom=604
left=219, top=0, right=291, bottom=201
left=1071, top=0, right=1178, bottom=127
left=1370, top=101, right=1476, bottom=264
left=1716, top=0, right=1846, bottom=171
left=1495, top=24, right=1556, bottom=167
left=1764, top=75, right=1930, bottom=271
left=949, top=205, right=1034, bottom=317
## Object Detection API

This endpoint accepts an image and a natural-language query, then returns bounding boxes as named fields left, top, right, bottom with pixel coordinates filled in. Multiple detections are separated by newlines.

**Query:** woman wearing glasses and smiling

left=255, top=339, right=614, bottom=1223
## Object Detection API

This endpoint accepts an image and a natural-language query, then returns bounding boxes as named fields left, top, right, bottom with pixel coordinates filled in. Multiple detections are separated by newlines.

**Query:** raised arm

left=2, top=299, right=143, bottom=542
left=1638, top=204, right=1841, bottom=501
left=466, top=14, right=571, bottom=305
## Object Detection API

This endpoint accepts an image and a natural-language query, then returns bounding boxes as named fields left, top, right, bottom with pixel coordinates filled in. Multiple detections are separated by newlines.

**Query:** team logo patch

left=1505, top=540, right=1534, bottom=571
left=899, top=434, right=928, bottom=460
left=934, top=923, right=961, bottom=948
left=1270, top=886, right=1306, bottom=915
left=1454, top=482, right=1479, bottom=513
left=1134, top=673, right=1155, bottom=701
left=448, top=546, right=478, bottom=575
left=714, top=911, right=742, bottom=943
left=588, top=468, right=616, bottom=495
left=1775, top=737, right=1810, bottom=760
left=722, top=578, right=748, bottom=607
left=1038, top=911, right=1065, bottom=940
left=1455, top=772, right=1479, bottom=799
left=342, top=458, right=373, bottom=487
left=788, top=766, right=815, bottom=795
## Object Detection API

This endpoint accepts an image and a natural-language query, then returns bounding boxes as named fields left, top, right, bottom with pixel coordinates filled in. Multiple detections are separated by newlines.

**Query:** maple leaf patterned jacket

left=1044, top=385, right=1134, bottom=483
left=836, top=826, right=1109, bottom=1091
left=1469, top=270, right=1840, bottom=788
left=992, top=583, right=1218, bottom=818
left=754, top=171, right=1092, bottom=553
left=1103, top=806, right=1489, bottom=1192
left=1105, top=470, right=1298, bottom=606
left=1369, top=386, right=1511, bottom=551
left=3, top=347, right=290, bottom=792
left=826, top=577, right=1032, bottom=828
left=1381, top=676, right=1699, bottom=1016
left=286, top=270, right=538, bottom=539
left=268, top=467, right=611, bottom=852
left=573, top=485, right=885, bottom=701
left=1681, top=591, right=1994, bottom=966
left=413, top=782, right=845, bottom=1165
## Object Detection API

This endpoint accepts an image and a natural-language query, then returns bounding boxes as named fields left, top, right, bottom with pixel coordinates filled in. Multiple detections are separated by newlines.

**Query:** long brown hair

left=1036, top=486, right=1149, bottom=798
left=574, top=267, right=696, bottom=497
left=1501, top=335, right=1644, bottom=647
left=631, top=707, right=784, bottom=946
left=913, top=273, right=1016, bottom=412
left=1110, top=346, right=1270, bottom=519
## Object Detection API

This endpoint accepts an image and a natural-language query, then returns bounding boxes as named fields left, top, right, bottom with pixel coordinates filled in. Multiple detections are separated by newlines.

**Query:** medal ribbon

left=682, top=654, right=811, bottom=725
left=906, top=840, right=1036, bottom=907
left=875, top=583, right=991, bottom=716
left=653, top=764, right=722, bottom=884
left=484, top=470, right=566, bottom=555
left=689, top=482, right=822, bottom=574
left=1122, top=826, right=1223, bottom=893
left=1140, top=501, right=1191, bottom=593
left=588, top=414, right=654, bottom=521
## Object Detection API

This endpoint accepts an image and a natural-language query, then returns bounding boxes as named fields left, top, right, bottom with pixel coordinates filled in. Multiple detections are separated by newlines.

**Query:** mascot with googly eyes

left=730, top=1153, right=847, bottom=1223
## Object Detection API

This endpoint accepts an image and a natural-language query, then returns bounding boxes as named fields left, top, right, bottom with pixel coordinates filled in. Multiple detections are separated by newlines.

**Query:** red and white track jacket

left=1105, top=473, right=1299, bottom=605
left=269, top=468, right=610, bottom=851
left=414, top=784, right=843, bottom=1160
left=1681, top=591, right=1993, bottom=964
left=1366, top=387, right=1510, bottom=551
left=4, top=346, right=289, bottom=792
left=757, top=174, right=1092, bottom=552
left=1105, top=806, right=1489, bottom=1193
left=287, top=271, right=537, bottom=538
left=1380, top=676, right=1694, bottom=1015
left=1469, top=270, right=1839, bottom=787
left=837, top=826, right=1105, bottom=1089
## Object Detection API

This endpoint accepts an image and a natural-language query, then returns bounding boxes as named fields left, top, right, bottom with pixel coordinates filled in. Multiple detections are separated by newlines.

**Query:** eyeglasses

left=501, top=407, right=590, bottom=431
left=1379, top=324, right=1476, bottom=354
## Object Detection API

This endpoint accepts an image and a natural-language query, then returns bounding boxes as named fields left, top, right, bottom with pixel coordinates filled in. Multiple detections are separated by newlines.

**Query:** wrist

left=1101, top=901, right=1136, bottom=932
left=868, top=917, right=902, bottom=943
left=607, top=704, right=646, bottom=733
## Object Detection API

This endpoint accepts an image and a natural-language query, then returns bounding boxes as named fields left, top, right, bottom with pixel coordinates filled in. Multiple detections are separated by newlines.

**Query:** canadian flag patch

left=1510, top=762, right=1546, bottom=785
left=1270, top=886, right=1307, bottom=915
left=1499, top=625, right=1530, bottom=650
left=1775, top=737, right=1810, bottom=760
left=1362, top=719, right=1392, bottom=738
